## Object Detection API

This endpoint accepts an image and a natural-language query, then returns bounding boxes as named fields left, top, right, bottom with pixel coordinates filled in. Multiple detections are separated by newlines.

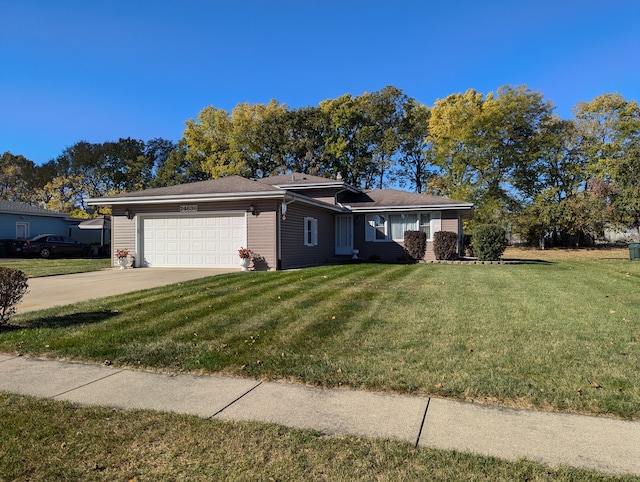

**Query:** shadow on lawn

left=2, top=309, right=120, bottom=332
left=501, top=258, right=555, bottom=265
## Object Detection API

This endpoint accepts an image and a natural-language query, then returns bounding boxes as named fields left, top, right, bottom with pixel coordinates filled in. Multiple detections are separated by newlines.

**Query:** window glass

left=389, top=214, right=417, bottom=240
left=420, top=213, right=431, bottom=239
left=304, top=217, right=318, bottom=246
left=374, top=215, right=387, bottom=240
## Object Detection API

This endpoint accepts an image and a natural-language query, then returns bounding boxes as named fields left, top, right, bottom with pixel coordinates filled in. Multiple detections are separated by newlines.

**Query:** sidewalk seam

left=415, top=397, right=431, bottom=448
left=51, top=369, right=125, bottom=399
left=208, top=382, right=262, bottom=419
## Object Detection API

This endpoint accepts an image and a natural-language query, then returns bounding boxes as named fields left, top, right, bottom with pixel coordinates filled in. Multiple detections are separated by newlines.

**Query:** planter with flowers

left=238, top=247, right=252, bottom=271
left=116, top=249, right=129, bottom=269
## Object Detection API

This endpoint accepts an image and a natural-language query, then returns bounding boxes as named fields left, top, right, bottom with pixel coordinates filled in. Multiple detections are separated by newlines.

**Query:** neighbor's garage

left=141, top=213, right=246, bottom=268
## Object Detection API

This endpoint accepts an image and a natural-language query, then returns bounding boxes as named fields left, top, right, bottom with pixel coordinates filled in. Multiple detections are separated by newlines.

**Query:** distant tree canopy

left=2, top=85, right=638, bottom=245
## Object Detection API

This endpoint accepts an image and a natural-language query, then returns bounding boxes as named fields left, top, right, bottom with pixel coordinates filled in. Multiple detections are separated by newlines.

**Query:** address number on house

left=179, top=205, right=198, bottom=213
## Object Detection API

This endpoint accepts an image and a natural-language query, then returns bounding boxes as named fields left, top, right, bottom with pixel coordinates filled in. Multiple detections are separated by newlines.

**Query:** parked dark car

left=24, top=234, right=91, bottom=259
left=0, top=239, right=29, bottom=257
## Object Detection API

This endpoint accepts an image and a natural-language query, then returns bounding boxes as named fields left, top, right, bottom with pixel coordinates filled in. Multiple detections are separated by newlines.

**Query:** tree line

left=2, top=85, right=638, bottom=245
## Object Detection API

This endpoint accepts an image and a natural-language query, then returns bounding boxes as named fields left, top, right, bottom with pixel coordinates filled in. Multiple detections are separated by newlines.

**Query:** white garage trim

left=137, top=211, right=247, bottom=268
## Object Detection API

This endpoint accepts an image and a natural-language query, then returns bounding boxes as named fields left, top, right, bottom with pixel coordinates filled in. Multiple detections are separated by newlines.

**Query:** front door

left=335, top=215, right=353, bottom=255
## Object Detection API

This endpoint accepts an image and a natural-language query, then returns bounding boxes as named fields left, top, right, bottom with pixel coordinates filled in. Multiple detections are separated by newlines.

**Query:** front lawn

left=2, top=251, right=639, bottom=419
left=0, top=258, right=110, bottom=277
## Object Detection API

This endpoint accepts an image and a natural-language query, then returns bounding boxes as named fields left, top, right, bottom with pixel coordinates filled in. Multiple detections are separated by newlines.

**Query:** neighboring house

left=603, top=225, right=639, bottom=243
left=0, top=200, right=104, bottom=246
left=87, top=173, right=473, bottom=270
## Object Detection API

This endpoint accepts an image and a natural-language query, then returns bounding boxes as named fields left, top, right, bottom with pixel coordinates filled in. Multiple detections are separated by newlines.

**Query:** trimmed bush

left=433, top=231, right=459, bottom=260
left=473, top=224, right=508, bottom=261
left=404, top=230, right=426, bottom=261
left=0, top=267, right=29, bottom=324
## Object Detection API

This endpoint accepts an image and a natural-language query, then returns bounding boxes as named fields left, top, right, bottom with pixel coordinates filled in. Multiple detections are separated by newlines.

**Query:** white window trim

left=304, top=217, right=318, bottom=247
left=365, top=212, right=441, bottom=242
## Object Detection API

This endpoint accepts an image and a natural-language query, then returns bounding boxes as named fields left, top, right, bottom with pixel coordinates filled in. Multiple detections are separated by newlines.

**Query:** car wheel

left=81, top=246, right=91, bottom=257
left=39, top=247, right=51, bottom=259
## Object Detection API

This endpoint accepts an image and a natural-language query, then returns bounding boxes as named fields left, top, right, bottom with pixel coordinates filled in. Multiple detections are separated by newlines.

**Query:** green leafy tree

left=283, top=106, right=329, bottom=175
left=574, top=93, right=640, bottom=232
left=230, top=100, right=289, bottom=178
left=427, top=86, right=554, bottom=224
left=181, top=105, right=242, bottom=179
left=319, top=93, right=371, bottom=187
left=394, top=99, right=432, bottom=193
left=0, top=152, right=49, bottom=203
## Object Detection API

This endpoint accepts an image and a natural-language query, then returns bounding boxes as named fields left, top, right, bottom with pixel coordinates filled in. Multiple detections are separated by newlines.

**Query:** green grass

left=1, top=393, right=634, bottom=481
left=2, top=256, right=639, bottom=419
left=0, top=257, right=110, bottom=277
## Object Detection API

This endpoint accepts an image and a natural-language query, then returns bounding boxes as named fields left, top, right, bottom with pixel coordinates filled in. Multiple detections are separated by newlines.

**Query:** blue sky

left=2, top=0, right=639, bottom=165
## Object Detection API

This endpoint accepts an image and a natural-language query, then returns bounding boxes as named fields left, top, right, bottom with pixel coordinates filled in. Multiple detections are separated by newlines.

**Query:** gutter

left=345, top=203, right=474, bottom=213
left=87, top=190, right=290, bottom=206
left=87, top=190, right=346, bottom=213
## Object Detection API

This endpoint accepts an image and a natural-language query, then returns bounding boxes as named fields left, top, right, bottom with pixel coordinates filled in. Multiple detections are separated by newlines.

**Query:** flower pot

left=118, top=257, right=128, bottom=270
left=239, top=257, right=250, bottom=271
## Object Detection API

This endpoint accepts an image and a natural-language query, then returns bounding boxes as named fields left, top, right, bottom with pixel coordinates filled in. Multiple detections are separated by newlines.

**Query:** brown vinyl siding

left=280, top=203, right=335, bottom=269
left=247, top=202, right=278, bottom=270
left=286, top=187, right=339, bottom=205
left=111, top=210, right=136, bottom=267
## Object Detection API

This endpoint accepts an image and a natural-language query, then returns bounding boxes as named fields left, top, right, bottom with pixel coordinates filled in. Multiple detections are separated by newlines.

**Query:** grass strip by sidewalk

left=0, top=258, right=110, bottom=277
left=0, top=393, right=634, bottom=481
left=2, top=260, right=639, bottom=419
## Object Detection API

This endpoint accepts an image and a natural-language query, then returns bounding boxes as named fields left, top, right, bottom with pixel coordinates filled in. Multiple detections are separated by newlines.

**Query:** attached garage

left=140, top=213, right=246, bottom=268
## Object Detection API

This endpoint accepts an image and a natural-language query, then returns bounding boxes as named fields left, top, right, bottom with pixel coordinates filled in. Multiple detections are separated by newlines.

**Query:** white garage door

left=142, top=214, right=246, bottom=268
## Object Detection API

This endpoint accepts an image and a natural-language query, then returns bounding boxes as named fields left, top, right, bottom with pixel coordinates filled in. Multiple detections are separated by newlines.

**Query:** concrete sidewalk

left=17, top=267, right=235, bottom=313
left=1, top=354, right=638, bottom=476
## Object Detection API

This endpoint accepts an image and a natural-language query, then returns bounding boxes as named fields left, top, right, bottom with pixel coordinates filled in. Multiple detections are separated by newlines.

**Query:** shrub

left=432, top=231, right=458, bottom=260
left=473, top=224, right=508, bottom=261
left=403, top=230, right=426, bottom=261
left=0, top=267, right=29, bottom=325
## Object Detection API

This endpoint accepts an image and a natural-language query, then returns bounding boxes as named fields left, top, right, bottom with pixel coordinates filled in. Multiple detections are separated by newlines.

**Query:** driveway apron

left=17, top=268, right=235, bottom=313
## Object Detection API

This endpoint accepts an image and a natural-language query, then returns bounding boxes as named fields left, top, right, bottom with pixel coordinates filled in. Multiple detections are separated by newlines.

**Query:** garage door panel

left=142, top=214, right=245, bottom=268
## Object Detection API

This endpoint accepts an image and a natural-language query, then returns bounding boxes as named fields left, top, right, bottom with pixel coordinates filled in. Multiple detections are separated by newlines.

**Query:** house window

left=366, top=212, right=440, bottom=242
left=304, top=217, right=318, bottom=246
left=420, top=213, right=431, bottom=239
left=389, top=214, right=418, bottom=241
left=374, top=214, right=387, bottom=240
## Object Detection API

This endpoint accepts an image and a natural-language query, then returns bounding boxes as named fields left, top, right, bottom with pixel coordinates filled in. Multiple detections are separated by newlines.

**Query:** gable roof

left=89, top=176, right=284, bottom=205
left=258, top=172, right=355, bottom=191
left=341, top=189, right=473, bottom=212
left=0, top=200, right=71, bottom=219
left=87, top=175, right=346, bottom=212
left=104, top=176, right=280, bottom=199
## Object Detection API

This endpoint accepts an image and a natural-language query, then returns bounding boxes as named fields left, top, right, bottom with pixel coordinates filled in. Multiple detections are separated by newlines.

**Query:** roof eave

left=87, top=190, right=288, bottom=206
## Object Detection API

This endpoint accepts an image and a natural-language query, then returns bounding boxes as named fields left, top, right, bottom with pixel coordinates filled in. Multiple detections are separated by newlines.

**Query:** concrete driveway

left=17, top=267, right=236, bottom=313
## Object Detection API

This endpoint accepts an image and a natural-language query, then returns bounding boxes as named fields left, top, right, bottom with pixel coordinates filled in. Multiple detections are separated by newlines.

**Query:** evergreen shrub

left=473, top=224, right=508, bottom=261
